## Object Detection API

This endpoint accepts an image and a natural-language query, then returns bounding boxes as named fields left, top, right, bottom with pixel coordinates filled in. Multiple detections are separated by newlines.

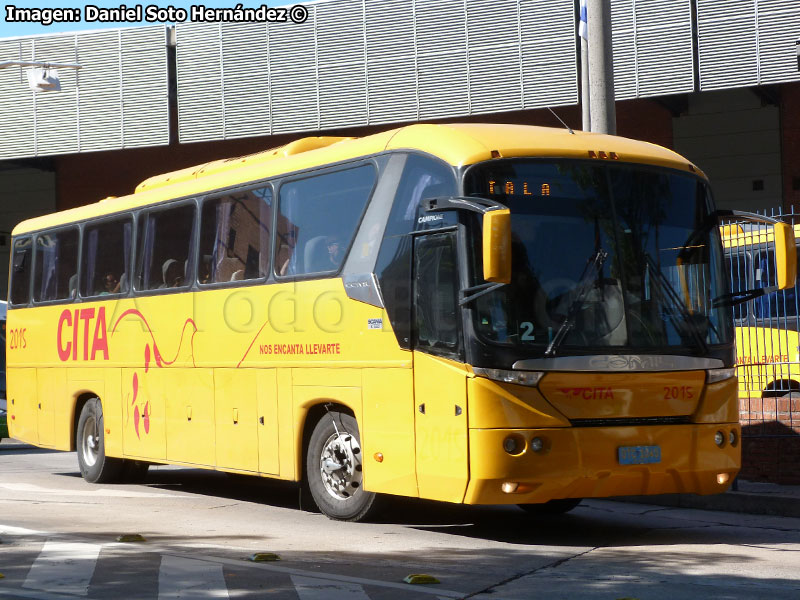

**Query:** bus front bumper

left=464, top=423, right=740, bottom=505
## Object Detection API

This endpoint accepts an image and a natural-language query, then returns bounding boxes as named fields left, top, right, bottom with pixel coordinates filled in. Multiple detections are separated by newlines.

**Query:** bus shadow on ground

left=0, top=440, right=64, bottom=455
left=59, top=465, right=800, bottom=550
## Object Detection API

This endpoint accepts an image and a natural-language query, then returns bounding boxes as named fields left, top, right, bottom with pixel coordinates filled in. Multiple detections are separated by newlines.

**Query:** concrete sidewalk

left=614, top=479, right=800, bottom=517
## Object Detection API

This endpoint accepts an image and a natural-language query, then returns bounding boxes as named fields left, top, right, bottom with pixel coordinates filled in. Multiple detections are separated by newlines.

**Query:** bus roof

left=12, top=122, right=704, bottom=236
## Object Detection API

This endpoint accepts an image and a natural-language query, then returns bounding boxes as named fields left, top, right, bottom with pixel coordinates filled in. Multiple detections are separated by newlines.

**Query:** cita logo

left=558, top=387, right=615, bottom=400
left=57, top=307, right=109, bottom=361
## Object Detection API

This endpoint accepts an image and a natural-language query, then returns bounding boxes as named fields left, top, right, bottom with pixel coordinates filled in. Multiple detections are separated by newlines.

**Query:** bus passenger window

left=136, top=204, right=195, bottom=291
left=81, top=218, right=132, bottom=297
left=199, top=187, right=272, bottom=284
left=10, top=237, right=32, bottom=306
left=33, top=228, right=79, bottom=303
left=276, top=165, right=376, bottom=277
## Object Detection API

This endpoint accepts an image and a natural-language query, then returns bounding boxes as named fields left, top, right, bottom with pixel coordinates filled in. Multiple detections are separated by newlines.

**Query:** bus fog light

left=530, top=437, right=544, bottom=452
left=501, top=482, right=519, bottom=493
left=729, top=430, right=737, bottom=446
left=717, top=473, right=730, bottom=485
left=714, top=431, right=725, bottom=447
left=503, top=435, right=525, bottom=455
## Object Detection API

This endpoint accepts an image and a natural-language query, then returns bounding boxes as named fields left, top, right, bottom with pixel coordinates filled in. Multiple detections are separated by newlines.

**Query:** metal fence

left=725, top=207, right=800, bottom=438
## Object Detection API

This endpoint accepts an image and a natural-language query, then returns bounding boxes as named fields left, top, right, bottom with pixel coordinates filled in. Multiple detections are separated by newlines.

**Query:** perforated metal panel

left=467, top=0, right=522, bottom=115
left=269, top=9, right=319, bottom=134
left=754, top=0, right=800, bottom=86
left=365, top=0, right=417, bottom=124
left=220, top=22, right=270, bottom=140
left=0, top=39, right=38, bottom=160
left=610, top=0, right=637, bottom=100
left=175, top=22, right=226, bottom=142
left=611, top=0, right=694, bottom=100
left=175, top=0, right=577, bottom=143
left=519, top=0, right=578, bottom=109
left=120, top=27, right=170, bottom=147
left=0, top=26, right=168, bottom=160
left=697, top=0, right=800, bottom=90
left=697, top=0, right=758, bottom=91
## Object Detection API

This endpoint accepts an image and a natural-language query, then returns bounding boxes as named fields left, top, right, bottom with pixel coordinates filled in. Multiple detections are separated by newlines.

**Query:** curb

left=612, top=491, right=800, bottom=518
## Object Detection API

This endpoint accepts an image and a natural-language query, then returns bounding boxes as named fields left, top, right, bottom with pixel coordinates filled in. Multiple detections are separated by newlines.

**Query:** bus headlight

left=474, top=368, right=544, bottom=387
left=714, top=431, right=725, bottom=447
left=706, top=368, right=736, bottom=384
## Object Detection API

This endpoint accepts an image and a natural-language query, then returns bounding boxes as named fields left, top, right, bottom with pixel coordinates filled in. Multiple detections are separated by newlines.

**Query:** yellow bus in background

left=724, top=222, right=800, bottom=420
left=7, top=123, right=795, bottom=521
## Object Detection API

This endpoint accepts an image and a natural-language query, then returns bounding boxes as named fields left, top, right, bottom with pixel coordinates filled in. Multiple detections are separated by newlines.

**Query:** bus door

left=411, top=231, right=469, bottom=502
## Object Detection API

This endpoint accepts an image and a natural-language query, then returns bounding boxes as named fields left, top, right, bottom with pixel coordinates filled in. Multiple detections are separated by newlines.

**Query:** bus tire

left=306, top=411, right=377, bottom=522
left=518, top=498, right=582, bottom=515
left=76, top=398, right=123, bottom=483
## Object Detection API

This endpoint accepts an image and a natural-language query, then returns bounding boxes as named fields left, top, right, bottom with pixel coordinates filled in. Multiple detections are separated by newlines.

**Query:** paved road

left=0, top=438, right=799, bottom=599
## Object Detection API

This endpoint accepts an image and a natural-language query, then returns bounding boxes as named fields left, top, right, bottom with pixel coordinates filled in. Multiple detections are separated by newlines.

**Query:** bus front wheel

left=306, top=411, right=377, bottom=521
left=76, top=398, right=123, bottom=483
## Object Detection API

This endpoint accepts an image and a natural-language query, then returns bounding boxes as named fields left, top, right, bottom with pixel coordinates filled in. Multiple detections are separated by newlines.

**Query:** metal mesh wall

left=725, top=208, right=800, bottom=438
left=174, top=0, right=579, bottom=143
left=697, top=0, right=800, bottom=91
left=0, top=26, right=169, bottom=160
left=610, top=0, right=695, bottom=100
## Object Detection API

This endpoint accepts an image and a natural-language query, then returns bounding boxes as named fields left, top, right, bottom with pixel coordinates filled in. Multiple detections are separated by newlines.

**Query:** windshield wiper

left=644, top=254, right=712, bottom=354
left=545, top=248, right=608, bottom=357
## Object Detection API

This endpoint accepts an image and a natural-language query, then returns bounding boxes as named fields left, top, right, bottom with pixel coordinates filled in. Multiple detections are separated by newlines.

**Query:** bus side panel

left=276, top=368, right=295, bottom=479
left=413, top=353, right=469, bottom=503
left=165, top=368, right=215, bottom=466
left=215, top=368, right=258, bottom=472
left=256, top=369, right=280, bottom=475
left=35, top=368, right=63, bottom=447
left=121, top=368, right=167, bottom=461
left=102, top=368, right=123, bottom=457
left=7, top=368, right=38, bottom=445
left=361, top=367, right=418, bottom=497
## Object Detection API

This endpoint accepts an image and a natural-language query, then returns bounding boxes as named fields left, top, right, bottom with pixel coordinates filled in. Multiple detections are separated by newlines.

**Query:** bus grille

left=569, top=416, right=692, bottom=427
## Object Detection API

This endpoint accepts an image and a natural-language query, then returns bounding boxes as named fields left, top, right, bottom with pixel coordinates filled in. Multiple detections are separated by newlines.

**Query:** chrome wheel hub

left=319, top=431, right=363, bottom=501
left=81, top=416, right=99, bottom=467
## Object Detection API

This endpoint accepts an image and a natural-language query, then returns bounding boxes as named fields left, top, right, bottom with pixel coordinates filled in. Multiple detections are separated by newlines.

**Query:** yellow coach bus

left=7, top=123, right=796, bottom=521
left=724, top=222, right=800, bottom=402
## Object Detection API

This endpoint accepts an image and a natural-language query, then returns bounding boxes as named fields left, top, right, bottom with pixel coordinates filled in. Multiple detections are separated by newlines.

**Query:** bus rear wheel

left=76, top=398, right=123, bottom=483
left=306, top=411, right=377, bottom=521
left=518, top=498, right=582, bottom=515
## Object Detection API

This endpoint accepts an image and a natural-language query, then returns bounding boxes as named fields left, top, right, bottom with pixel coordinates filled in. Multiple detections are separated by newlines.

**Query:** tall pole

left=579, top=0, right=590, bottom=131
left=587, top=0, right=616, bottom=134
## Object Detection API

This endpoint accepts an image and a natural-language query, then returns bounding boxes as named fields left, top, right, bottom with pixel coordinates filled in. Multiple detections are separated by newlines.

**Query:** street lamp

left=0, top=60, right=81, bottom=92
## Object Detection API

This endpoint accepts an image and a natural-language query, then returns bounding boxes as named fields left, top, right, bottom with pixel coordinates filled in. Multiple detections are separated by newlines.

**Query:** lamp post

left=587, top=0, right=616, bottom=135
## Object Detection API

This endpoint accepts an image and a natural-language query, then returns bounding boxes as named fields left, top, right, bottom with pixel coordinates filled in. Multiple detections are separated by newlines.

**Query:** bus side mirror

left=773, top=221, right=797, bottom=290
left=483, top=209, right=511, bottom=283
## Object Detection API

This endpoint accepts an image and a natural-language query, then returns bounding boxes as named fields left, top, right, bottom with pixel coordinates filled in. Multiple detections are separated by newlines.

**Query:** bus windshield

left=464, top=159, right=733, bottom=355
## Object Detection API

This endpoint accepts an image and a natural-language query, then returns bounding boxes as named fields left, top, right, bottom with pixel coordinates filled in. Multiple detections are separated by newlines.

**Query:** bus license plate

left=618, top=445, right=661, bottom=465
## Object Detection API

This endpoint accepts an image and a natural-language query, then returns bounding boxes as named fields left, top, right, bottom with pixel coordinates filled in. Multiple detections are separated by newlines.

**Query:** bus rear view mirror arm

left=424, top=196, right=512, bottom=284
